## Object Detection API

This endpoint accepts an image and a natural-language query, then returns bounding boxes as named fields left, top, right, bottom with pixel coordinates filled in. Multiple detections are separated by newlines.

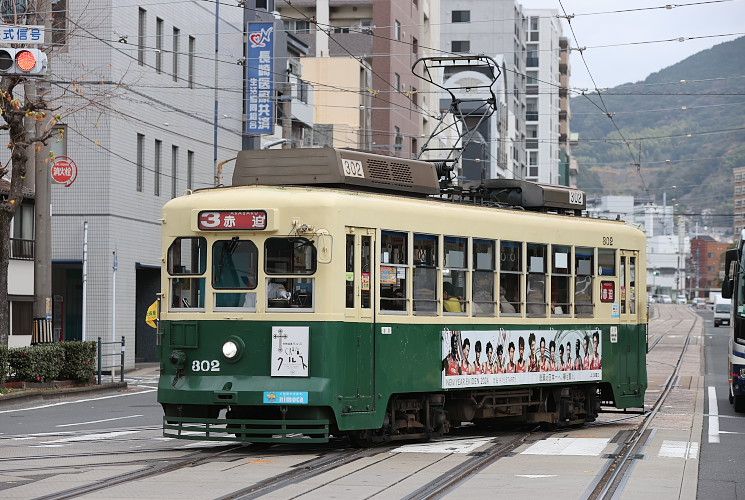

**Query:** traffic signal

left=0, top=48, right=47, bottom=75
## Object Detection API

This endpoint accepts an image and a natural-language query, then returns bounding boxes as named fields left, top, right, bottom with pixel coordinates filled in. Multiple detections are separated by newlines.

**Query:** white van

left=714, top=297, right=731, bottom=327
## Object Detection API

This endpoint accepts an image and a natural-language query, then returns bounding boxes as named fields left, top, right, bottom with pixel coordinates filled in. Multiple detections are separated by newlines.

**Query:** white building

left=42, top=1, right=246, bottom=364
left=440, top=1, right=564, bottom=184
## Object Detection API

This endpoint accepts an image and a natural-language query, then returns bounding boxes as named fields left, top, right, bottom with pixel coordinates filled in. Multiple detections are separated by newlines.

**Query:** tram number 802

left=192, top=360, right=221, bottom=372
left=602, top=236, right=614, bottom=246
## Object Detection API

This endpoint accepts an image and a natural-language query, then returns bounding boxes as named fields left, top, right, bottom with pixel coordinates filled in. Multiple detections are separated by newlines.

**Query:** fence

left=97, top=336, right=125, bottom=384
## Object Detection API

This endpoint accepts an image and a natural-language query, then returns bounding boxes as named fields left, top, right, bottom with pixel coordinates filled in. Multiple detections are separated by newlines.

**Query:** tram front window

left=213, top=238, right=258, bottom=311
left=167, top=237, right=206, bottom=310
left=264, top=237, right=316, bottom=310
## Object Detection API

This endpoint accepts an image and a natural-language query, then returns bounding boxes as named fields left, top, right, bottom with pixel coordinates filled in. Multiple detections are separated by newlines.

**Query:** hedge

left=0, top=345, right=8, bottom=384
left=3, top=341, right=98, bottom=384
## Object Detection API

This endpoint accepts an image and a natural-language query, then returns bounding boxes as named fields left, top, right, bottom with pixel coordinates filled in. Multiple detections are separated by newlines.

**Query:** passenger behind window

left=526, top=276, right=546, bottom=316
left=499, top=287, right=516, bottom=314
left=443, top=282, right=463, bottom=312
left=267, top=279, right=291, bottom=308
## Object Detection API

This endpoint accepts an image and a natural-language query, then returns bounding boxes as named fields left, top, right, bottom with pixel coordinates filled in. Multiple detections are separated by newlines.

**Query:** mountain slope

left=570, top=35, right=745, bottom=226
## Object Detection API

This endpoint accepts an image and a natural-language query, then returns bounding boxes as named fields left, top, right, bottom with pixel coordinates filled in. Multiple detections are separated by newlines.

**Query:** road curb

left=0, top=382, right=128, bottom=408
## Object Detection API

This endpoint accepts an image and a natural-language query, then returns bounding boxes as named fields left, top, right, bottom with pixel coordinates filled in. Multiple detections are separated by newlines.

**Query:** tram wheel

left=348, top=429, right=376, bottom=448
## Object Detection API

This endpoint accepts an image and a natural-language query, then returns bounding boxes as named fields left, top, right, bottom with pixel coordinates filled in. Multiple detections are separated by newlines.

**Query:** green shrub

left=0, top=345, right=9, bottom=384
left=58, top=341, right=98, bottom=382
left=8, top=344, right=64, bottom=382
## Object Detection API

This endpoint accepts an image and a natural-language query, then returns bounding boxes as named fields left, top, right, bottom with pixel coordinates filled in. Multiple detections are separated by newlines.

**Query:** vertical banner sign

left=247, top=22, right=274, bottom=134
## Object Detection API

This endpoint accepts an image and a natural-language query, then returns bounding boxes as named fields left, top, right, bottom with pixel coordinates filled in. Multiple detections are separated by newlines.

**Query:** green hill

left=570, top=35, right=745, bottom=228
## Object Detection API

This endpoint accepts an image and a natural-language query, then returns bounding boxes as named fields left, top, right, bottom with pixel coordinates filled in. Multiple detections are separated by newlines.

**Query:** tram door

left=344, top=227, right=375, bottom=411
left=619, top=250, right=642, bottom=395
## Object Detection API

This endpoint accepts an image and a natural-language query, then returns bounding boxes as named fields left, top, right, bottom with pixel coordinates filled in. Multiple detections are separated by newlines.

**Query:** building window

left=11, top=301, right=32, bottom=336
left=395, top=20, right=401, bottom=40
left=136, top=133, right=144, bottom=192
left=256, top=0, right=275, bottom=10
left=451, top=40, right=470, bottom=53
left=154, top=139, right=162, bottom=196
left=394, top=126, right=403, bottom=152
left=173, top=27, right=180, bottom=82
left=395, top=72, right=401, bottom=91
left=527, top=44, right=539, bottom=67
left=138, top=8, right=146, bottom=66
left=526, top=98, right=538, bottom=121
left=188, top=36, right=195, bottom=88
left=171, top=145, right=178, bottom=198
left=187, top=150, right=194, bottom=190
left=452, top=10, right=470, bottom=23
left=155, top=18, right=163, bottom=73
left=51, top=0, right=67, bottom=46
left=285, top=20, right=310, bottom=34
left=528, top=151, right=538, bottom=178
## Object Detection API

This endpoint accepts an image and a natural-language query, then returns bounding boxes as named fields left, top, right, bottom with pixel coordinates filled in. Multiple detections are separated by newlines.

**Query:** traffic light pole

left=32, top=0, right=53, bottom=340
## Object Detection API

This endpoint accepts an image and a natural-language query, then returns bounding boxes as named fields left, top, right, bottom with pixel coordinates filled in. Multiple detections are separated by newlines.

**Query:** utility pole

left=32, top=0, right=53, bottom=340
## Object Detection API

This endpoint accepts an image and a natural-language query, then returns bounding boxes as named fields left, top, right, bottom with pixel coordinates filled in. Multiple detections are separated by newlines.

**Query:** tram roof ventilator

left=232, top=147, right=441, bottom=197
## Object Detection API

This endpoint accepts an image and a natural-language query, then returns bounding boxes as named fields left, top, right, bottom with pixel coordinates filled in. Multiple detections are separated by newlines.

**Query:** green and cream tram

left=158, top=148, right=647, bottom=445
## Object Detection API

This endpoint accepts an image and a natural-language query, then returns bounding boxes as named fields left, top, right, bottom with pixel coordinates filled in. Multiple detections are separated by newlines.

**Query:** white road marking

left=41, top=430, right=139, bottom=444
left=392, top=437, right=493, bottom=454
left=516, top=475, right=558, bottom=478
left=708, top=386, right=720, bottom=443
left=521, top=438, right=610, bottom=456
left=659, top=440, right=699, bottom=459
left=56, top=414, right=144, bottom=427
left=0, top=389, right=157, bottom=414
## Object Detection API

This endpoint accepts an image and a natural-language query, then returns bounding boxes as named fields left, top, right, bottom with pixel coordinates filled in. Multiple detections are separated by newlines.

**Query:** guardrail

left=97, top=336, right=125, bottom=384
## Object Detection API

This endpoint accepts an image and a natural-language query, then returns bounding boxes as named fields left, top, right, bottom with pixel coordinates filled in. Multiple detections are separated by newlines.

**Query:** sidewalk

left=0, top=362, right=160, bottom=408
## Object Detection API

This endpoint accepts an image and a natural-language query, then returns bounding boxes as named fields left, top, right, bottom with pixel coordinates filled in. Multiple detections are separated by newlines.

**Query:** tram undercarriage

left=346, top=383, right=601, bottom=447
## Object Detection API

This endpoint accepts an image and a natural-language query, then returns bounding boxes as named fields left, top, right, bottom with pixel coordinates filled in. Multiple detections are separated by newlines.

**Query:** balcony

left=10, top=238, right=34, bottom=260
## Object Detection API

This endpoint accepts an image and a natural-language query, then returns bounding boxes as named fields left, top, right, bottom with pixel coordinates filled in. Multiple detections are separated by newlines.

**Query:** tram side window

left=473, top=239, right=496, bottom=316
left=526, top=243, right=547, bottom=317
left=413, top=233, right=438, bottom=314
left=628, top=256, right=636, bottom=314
left=380, top=231, right=408, bottom=312
left=167, top=237, right=206, bottom=310
left=346, top=235, right=354, bottom=309
left=575, top=247, right=594, bottom=316
left=551, top=245, right=571, bottom=316
left=598, top=248, right=616, bottom=276
left=499, top=240, right=521, bottom=315
left=212, top=238, right=258, bottom=311
left=265, top=238, right=316, bottom=310
left=444, top=236, right=467, bottom=314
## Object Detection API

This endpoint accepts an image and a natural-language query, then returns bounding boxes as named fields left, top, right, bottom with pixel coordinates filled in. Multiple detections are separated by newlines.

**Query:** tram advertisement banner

left=441, top=328, right=602, bottom=389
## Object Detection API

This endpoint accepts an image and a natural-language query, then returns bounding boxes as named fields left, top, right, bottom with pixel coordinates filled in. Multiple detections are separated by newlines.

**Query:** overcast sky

left=520, top=0, right=745, bottom=90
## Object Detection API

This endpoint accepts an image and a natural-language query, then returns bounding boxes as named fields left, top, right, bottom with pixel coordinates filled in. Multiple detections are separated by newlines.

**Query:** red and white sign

left=51, top=156, right=78, bottom=187
left=198, top=210, right=268, bottom=230
left=600, top=281, right=615, bottom=303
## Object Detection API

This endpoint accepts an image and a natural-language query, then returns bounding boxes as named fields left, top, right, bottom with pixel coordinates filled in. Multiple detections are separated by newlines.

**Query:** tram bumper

left=158, top=375, right=333, bottom=443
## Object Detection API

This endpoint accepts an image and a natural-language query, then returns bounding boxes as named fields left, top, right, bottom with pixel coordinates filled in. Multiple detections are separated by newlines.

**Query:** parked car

left=660, top=294, right=672, bottom=304
left=691, top=297, right=706, bottom=309
left=676, top=295, right=687, bottom=304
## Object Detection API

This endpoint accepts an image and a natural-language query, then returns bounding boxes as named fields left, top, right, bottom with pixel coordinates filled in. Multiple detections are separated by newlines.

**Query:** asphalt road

left=698, top=307, right=745, bottom=499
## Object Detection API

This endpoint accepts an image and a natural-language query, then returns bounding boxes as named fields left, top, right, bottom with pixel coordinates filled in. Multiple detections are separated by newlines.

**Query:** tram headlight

left=222, top=340, right=239, bottom=359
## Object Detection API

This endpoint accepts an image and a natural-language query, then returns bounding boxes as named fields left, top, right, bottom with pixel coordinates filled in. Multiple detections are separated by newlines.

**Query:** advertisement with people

left=441, top=328, right=602, bottom=389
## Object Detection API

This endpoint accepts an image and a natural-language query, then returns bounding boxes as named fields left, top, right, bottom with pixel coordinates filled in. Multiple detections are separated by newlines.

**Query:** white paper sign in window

left=271, top=326, right=310, bottom=377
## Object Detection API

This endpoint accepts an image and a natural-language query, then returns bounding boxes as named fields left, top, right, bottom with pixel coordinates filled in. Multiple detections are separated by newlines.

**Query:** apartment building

left=36, top=1, right=246, bottom=365
left=277, top=0, right=441, bottom=159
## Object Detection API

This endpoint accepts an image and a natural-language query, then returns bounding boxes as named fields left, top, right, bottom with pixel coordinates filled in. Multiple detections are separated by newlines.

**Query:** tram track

left=586, top=306, right=699, bottom=500
left=32, top=444, right=247, bottom=500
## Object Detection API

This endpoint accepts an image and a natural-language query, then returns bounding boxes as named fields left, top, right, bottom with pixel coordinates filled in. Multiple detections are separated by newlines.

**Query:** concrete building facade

left=37, top=1, right=246, bottom=364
